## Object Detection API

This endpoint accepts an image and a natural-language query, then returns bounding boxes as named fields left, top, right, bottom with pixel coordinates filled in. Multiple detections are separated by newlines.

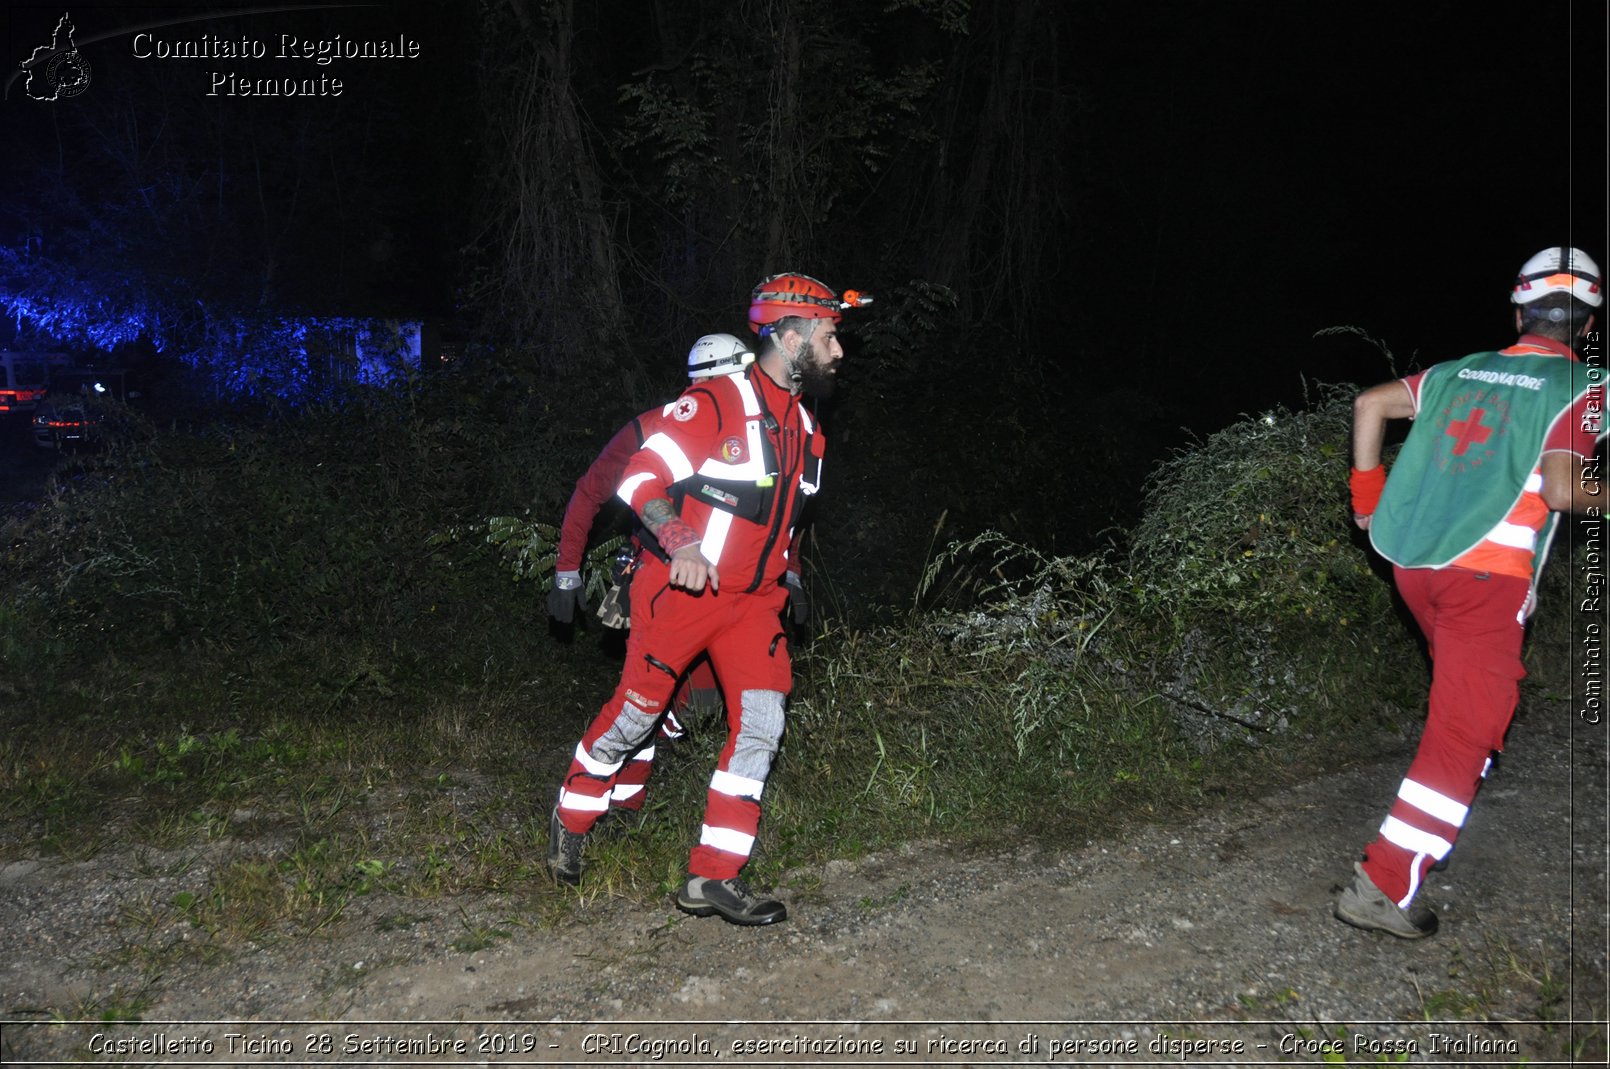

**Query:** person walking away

left=1337, top=246, right=1604, bottom=937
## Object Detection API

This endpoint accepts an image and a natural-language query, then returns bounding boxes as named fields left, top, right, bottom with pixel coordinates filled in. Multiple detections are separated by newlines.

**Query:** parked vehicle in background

left=0, top=351, right=59, bottom=416
left=31, top=395, right=103, bottom=449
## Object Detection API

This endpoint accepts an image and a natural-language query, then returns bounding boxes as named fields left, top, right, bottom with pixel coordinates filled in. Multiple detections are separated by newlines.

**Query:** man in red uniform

left=546, top=335, right=758, bottom=824
left=1338, top=247, right=1604, bottom=937
left=547, top=273, right=864, bottom=925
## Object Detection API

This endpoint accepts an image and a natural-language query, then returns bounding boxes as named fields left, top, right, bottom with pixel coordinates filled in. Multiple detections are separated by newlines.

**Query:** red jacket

left=616, top=364, right=822, bottom=593
left=555, top=415, right=651, bottom=574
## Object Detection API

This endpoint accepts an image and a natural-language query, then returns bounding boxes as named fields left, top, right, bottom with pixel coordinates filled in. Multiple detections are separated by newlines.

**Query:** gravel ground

left=1, top=695, right=1604, bottom=1067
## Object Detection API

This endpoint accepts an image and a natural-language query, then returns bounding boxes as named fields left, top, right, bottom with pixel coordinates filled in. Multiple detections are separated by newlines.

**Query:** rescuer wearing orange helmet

left=547, top=273, right=869, bottom=925
left=1337, top=247, right=1604, bottom=938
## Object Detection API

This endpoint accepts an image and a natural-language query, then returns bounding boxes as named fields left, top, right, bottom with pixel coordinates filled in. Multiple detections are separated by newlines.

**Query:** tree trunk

left=759, top=0, right=805, bottom=271
left=475, top=0, right=638, bottom=382
left=929, top=0, right=1039, bottom=302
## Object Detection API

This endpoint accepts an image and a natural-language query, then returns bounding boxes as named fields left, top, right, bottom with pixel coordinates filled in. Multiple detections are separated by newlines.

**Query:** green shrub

left=1125, top=384, right=1391, bottom=630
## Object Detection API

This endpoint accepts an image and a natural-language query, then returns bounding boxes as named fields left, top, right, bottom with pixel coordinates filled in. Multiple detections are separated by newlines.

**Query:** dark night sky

left=1061, top=1, right=1608, bottom=427
left=1, top=1, right=1605, bottom=433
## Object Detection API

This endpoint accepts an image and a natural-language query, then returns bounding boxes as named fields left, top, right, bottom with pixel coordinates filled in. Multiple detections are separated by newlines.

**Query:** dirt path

left=2, top=700, right=1604, bottom=1066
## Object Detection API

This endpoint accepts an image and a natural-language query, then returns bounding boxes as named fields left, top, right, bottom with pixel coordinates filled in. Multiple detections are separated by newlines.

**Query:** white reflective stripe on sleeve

left=1397, top=779, right=1468, bottom=827
left=732, top=374, right=761, bottom=416
left=1523, top=472, right=1544, bottom=493
left=574, top=741, right=623, bottom=777
left=617, top=471, right=656, bottom=506
left=626, top=746, right=656, bottom=763
left=1379, top=815, right=1453, bottom=859
left=710, top=768, right=766, bottom=800
left=609, top=783, right=645, bottom=802
left=641, top=431, right=695, bottom=483
left=699, top=823, right=756, bottom=856
left=701, top=509, right=733, bottom=565
left=1486, top=521, right=1537, bottom=551
left=559, top=788, right=611, bottom=813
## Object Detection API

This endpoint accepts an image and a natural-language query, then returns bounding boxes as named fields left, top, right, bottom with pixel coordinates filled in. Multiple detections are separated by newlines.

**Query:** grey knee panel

left=727, top=688, right=786, bottom=783
left=591, top=701, right=662, bottom=767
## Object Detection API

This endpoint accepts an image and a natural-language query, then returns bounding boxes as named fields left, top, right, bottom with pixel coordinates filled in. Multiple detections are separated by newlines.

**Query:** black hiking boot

left=675, top=876, right=787, bottom=926
left=546, top=805, right=586, bottom=886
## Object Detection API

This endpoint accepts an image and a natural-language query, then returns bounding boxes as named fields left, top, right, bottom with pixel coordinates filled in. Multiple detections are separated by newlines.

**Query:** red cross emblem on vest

left=1445, top=407, right=1493, bottom=456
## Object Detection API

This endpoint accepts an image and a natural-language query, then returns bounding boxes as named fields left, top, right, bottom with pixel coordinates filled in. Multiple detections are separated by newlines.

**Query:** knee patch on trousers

left=726, top=688, right=786, bottom=783
left=591, top=700, right=663, bottom=767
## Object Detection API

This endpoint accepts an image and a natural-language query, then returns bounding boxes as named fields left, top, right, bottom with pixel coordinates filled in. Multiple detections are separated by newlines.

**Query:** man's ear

left=1580, top=312, right=1597, bottom=338
left=1514, top=307, right=1523, bottom=333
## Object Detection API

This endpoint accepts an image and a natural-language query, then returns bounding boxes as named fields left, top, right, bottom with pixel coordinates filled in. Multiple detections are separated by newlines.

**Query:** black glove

left=547, top=570, right=588, bottom=624
left=784, top=571, right=809, bottom=628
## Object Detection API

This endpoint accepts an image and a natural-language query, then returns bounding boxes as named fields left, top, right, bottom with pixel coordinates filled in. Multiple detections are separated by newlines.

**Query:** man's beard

left=796, top=354, right=837, bottom=398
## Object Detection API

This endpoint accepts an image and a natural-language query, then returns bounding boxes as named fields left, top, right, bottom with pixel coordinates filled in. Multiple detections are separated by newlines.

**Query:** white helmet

left=1511, top=247, right=1603, bottom=308
left=686, top=333, right=755, bottom=379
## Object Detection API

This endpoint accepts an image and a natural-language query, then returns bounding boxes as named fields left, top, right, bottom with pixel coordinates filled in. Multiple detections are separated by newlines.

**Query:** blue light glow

left=1, top=245, right=423, bottom=406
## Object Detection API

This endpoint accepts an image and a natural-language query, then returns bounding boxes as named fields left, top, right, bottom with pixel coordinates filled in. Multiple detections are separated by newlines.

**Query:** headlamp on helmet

left=748, top=272, right=873, bottom=336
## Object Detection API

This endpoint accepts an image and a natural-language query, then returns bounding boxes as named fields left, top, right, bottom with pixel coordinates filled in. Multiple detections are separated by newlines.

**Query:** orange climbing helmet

left=747, top=272, right=872, bottom=335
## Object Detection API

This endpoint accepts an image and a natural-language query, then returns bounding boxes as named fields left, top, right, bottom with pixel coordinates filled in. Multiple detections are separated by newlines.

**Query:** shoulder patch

left=672, top=397, right=699, bottom=422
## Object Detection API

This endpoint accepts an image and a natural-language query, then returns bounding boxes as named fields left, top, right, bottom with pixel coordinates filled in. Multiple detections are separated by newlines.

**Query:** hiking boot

left=675, top=876, right=787, bottom=926
left=1333, top=863, right=1438, bottom=939
left=546, top=806, right=586, bottom=886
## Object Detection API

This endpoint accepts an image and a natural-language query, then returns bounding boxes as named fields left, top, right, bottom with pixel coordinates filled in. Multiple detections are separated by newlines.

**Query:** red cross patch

left=671, top=397, right=699, bottom=422
left=720, top=436, right=745, bottom=462
left=1445, top=407, right=1493, bottom=456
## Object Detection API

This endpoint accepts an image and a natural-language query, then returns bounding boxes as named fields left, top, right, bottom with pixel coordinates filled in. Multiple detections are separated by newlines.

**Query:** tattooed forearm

left=641, top=497, right=702, bottom=555
left=641, top=497, right=677, bottom=533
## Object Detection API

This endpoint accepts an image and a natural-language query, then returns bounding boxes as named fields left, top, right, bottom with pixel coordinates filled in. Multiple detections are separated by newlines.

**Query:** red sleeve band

left=1349, top=465, right=1387, bottom=516
left=656, top=517, right=702, bottom=555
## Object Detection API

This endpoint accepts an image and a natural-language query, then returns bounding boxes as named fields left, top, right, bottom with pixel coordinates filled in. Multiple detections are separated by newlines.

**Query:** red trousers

left=557, top=555, right=792, bottom=879
left=608, top=657, right=721, bottom=810
left=1361, top=566, right=1528, bottom=906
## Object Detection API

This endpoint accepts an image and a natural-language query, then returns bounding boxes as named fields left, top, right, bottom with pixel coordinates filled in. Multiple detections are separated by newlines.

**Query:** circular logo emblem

left=46, top=50, right=91, bottom=99
left=672, top=397, right=699, bottom=422
left=720, top=436, right=744, bottom=462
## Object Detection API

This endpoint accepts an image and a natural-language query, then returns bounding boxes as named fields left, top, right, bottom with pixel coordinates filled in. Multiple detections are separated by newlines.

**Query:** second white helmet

left=686, top=333, right=755, bottom=379
left=1511, top=246, right=1603, bottom=308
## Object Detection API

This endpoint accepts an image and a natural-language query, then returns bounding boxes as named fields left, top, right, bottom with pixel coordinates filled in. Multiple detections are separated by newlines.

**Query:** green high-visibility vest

left=1370, top=349, right=1590, bottom=570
